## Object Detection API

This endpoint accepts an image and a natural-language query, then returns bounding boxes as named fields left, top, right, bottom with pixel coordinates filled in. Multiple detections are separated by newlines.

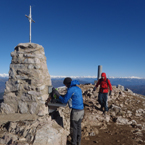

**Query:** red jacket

left=95, top=72, right=112, bottom=93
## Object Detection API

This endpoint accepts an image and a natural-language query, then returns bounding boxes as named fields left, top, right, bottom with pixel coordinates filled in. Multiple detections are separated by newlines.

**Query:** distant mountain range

left=0, top=92, right=4, bottom=100
left=0, top=78, right=8, bottom=93
left=50, top=77, right=145, bottom=86
left=51, top=77, right=145, bottom=96
left=0, top=76, right=145, bottom=99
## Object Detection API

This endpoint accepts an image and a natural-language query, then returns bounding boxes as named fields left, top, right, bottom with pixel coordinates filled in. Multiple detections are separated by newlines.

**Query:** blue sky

left=0, top=0, right=145, bottom=77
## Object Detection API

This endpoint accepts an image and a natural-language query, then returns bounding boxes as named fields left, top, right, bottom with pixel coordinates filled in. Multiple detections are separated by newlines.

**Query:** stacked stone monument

left=1, top=43, right=51, bottom=116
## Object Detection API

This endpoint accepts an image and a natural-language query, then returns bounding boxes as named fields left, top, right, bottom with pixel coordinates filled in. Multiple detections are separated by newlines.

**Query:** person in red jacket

left=93, top=72, right=112, bottom=113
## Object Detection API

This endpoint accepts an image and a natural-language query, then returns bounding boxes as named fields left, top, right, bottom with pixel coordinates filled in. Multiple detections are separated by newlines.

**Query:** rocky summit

left=0, top=83, right=145, bottom=145
left=55, top=84, right=145, bottom=145
left=0, top=43, right=145, bottom=145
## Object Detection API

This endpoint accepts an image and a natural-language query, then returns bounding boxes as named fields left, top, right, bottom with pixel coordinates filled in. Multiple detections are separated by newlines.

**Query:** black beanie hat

left=63, top=77, right=72, bottom=85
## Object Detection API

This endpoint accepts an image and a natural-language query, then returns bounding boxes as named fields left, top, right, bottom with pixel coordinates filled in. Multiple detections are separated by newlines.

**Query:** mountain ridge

left=0, top=77, right=145, bottom=98
left=0, top=73, right=145, bottom=79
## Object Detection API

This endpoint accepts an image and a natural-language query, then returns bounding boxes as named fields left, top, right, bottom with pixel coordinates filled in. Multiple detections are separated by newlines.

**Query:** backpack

left=100, top=78, right=109, bottom=93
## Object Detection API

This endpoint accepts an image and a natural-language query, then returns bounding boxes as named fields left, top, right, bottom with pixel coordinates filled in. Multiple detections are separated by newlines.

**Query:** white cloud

left=0, top=73, right=9, bottom=78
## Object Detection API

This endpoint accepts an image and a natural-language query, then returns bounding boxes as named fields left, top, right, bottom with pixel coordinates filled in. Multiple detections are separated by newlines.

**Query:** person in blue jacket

left=53, top=77, right=84, bottom=145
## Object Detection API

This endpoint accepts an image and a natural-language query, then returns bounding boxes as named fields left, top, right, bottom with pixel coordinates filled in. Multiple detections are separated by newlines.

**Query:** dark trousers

left=70, top=109, right=84, bottom=145
left=98, top=93, right=108, bottom=111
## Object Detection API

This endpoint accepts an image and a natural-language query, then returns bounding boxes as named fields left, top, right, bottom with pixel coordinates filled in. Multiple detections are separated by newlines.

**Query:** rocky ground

left=0, top=84, right=145, bottom=145
left=58, top=84, right=145, bottom=145
left=82, top=84, right=145, bottom=145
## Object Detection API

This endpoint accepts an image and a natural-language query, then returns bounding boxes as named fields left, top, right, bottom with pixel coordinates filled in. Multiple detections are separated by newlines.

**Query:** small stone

left=120, top=104, right=123, bottom=107
left=0, top=139, right=5, bottom=144
left=89, top=132, right=95, bottom=136
left=18, top=137, right=26, bottom=142
left=136, top=124, right=142, bottom=130
left=85, top=137, right=90, bottom=140
left=138, top=139, right=143, bottom=143
left=117, top=140, right=120, bottom=142
left=27, top=64, right=34, bottom=69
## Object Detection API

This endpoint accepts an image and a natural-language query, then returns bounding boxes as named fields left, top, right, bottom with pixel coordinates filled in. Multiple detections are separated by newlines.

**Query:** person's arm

left=93, top=79, right=100, bottom=91
left=95, top=79, right=100, bottom=88
left=59, top=89, right=73, bottom=104
left=108, top=79, right=112, bottom=91
left=108, top=79, right=112, bottom=95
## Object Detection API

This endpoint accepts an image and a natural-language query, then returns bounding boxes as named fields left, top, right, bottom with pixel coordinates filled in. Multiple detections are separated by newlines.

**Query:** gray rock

left=116, top=116, right=129, bottom=125
left=8, top=122, right=17, bottom=132
left=10, top=64, right=26, bottom=70
left=36, top=85, right=45, bottom=91
left=9, top=67, right=16, bottom=79
left=27, top=64, right=34, bottom=69
left=117, top=85, right=124, bottom=91
left=0, top=138, right=5, bottom=144
left=135, top=109, right=145, bottom=117
left=24, top=58, right=40, bottom=64
left=104, top=115, right=110, bottom=123
left=0, top=116, right=66, bottom=145
left=2, top=133, right=18, bottom=144
left=111, top=104, right=121, bottom=114
left=18, top=101, right=28, bottom=114
left=5, top=79, right=20, bottom=92
left=34, top=65, right=41, bottom=69
left=131, top=120, right=137, bottom=127
left=0, top=103, right=15, bottom=114
left=136, top=124, right=142, bottom=130
left=37, top=105, right=48, bottom=116
left=30, top=102, right=38, bottom=114
left=21, top=94, right=36, bottom=102
left=33, top=123, right=66, bottom=145
left=125, top=88, right=133, bottom=93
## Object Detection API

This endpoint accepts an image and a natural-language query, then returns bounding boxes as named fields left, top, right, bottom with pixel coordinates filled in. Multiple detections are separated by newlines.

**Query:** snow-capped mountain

left=0, top=73, right=145, bottom=95
left=51, top=75, right=145, bottom=79
left=0, top=73, right=145, bottom=79
left=0, top=74, right=8, bottom=78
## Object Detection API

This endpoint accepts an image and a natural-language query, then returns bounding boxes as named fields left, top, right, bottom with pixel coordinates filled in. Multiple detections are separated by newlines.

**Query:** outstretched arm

left=59, top=89, right=73, bottom=104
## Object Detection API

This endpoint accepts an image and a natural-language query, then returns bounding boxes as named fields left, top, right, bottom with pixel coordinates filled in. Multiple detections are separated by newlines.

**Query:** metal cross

left=25, top=5, right=35, bottom=43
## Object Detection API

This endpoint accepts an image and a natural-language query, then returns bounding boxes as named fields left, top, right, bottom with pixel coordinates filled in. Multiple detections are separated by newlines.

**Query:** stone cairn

left=1, top=43, right=51, bottom=116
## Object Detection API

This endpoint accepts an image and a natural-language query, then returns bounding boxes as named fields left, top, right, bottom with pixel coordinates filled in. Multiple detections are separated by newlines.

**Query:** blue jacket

left=59, top=80, right=84, bottom=110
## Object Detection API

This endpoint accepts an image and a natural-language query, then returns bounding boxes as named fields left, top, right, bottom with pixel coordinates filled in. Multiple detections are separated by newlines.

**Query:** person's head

left=63, top=77, right=72, bottom=88
left=101, top=72, right=106, bottom=80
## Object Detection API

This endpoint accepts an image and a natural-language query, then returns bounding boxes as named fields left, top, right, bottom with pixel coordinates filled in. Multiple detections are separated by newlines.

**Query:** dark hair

left=63, top=77, right=72, bottom=86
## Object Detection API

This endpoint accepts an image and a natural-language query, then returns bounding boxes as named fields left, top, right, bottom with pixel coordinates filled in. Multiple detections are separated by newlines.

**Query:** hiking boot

left=100, top=107, right=103, bottom=111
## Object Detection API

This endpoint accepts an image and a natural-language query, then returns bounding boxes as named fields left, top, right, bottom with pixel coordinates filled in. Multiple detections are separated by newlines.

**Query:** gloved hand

left=52, top=87, right=60, bottom=98
left=109, top=91, right=112, bottom=96
left=93, top=87, right=96, bottom=91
